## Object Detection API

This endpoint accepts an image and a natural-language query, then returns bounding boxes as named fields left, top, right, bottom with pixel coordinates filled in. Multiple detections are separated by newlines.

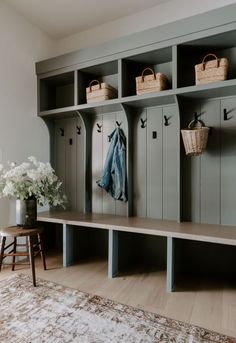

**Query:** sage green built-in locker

left=182, top=100, right=221, bottom=224
left=54, top=117, right=85, bottom=211
left=133, top=105, right=178, bottom=220
left=182, top=97, right=236, bottom=225
left=92, top=111, right=128, bottom=215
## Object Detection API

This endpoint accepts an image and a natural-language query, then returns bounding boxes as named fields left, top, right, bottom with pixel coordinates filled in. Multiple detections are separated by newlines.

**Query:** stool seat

left=0, top=226, right=43, bottom=237
left=0, top=226, right=46, bottom=286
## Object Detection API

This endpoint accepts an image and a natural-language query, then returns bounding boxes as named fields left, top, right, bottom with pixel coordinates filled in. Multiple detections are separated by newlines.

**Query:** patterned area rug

left=0, top=274, right=235, bottom=343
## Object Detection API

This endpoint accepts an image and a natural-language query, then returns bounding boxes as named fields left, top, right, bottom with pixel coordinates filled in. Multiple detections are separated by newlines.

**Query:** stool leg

left=12, top=237, right=17, bottom=271
left=38, top=233, right=46, bottom=270
left=0, top=237, right=6, bottom=272
left=28, top=236, right=36, bottom=287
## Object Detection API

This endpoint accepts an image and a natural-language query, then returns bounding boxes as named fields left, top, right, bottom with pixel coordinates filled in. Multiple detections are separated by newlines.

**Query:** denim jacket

left=97, top=127, right=127, bottom=202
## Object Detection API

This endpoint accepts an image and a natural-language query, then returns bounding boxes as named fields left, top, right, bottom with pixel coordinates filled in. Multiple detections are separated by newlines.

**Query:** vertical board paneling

left=200, top=99, right=221, bottom=224
left=147, top=107, right=163, bottom=219
left=115, top=111, right=128, bottom=216
left=92, top=115, right=103, bottom=213
left=76, top=116, right=85, bottom=212
left=65, top=118, right=77, bottom=210
left=102, top=113, right=116, bottom=215
left=163, top=105, right=178, bottom=220
left=133, top=110, right=147, bottom=217
left=221, top=97, right=236, bottom=225
left=182, top=103, right=201, bottom=222
left=54, top=120, right=66, bottom=195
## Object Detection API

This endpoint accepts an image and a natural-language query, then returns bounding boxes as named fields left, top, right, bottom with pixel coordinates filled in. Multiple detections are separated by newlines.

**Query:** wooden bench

left=37, top=211, right=236, bottom=292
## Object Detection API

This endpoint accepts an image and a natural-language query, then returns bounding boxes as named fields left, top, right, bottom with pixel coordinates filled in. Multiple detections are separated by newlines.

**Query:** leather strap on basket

left=89, top=80, right=101, bottom=92
left=141, top=68, right=156, bottom=82
left=188, top=119, right=204, bottom=129
left=201, top=53, right=219, bottom=70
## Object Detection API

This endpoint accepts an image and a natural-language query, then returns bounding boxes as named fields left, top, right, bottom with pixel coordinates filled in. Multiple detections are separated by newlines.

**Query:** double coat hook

left=140, top=118, right=147, bottom=128
left=76, top=126, right=81, bottom=135
left=59, top=128, right=64, bottom=137
left=96, top=123, right=102, bottom=133
left=164, top=115, right=171, bottom=126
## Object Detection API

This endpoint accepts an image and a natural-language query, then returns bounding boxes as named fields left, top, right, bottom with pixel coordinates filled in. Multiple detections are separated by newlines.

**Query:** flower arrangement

left=0, top=156, right=66, bottom=208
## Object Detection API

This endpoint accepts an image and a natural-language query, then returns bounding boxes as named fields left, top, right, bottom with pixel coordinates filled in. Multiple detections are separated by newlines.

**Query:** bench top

left=37, top=211, right=236, bottom=247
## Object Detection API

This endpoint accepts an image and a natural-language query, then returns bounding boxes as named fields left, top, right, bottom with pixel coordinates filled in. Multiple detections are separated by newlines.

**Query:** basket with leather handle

left=86, top=80, right=117, bottom=103
left=195, top=53, right=228, bottom=85
left=136, top=67, right=168, bottom=95
left=181, top=119, right=209, bottom=156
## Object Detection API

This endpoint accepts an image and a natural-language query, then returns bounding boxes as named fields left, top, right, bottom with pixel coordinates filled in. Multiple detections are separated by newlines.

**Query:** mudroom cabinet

left=36, top=4, right=236, bottom=291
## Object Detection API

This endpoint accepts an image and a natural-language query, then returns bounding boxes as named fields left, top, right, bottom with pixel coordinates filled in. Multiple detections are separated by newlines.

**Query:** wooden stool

left=0, top=226, right=46, bottom=287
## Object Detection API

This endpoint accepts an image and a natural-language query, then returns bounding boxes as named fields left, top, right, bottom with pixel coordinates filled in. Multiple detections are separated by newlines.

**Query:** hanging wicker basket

left=181, top=119, right=209, bottom=156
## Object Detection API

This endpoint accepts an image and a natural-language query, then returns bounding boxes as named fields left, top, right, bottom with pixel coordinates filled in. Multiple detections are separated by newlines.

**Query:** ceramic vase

left=16, top=199, right=37, bottom=228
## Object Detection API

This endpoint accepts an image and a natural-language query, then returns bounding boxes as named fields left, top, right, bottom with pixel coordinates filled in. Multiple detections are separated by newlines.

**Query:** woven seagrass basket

left=86, top=80, right=117, bottom=103
left=195, top=53, right=228, bottom=85
left=136, top=67, right=168, bottom=95
left=181, top=119, right=209, bottom=156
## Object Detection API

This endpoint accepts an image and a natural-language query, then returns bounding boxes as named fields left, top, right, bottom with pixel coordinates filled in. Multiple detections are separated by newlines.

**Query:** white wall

left=54, top=0, right=236, bottom=55
left=0, top=2, right=53, bottom=226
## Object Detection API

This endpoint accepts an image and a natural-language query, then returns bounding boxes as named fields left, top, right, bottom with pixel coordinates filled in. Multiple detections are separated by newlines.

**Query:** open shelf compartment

left=40, top=71, right=75, bottom=111
left=78, top=60, right=119, bottom=105
left=177, top=29, right=236, bottom=88
left=121, top=46, right=173, bottom=97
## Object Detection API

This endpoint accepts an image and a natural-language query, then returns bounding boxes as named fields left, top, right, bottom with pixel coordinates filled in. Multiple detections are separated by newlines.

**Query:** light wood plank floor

left=0, top=254, right=236, bottom=338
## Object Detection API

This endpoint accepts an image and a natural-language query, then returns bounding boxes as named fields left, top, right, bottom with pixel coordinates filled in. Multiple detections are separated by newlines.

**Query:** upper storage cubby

left=121, top=47, right=173, bottom=97
left=177, top=30, right=236, bottom=88
left=77, top=61, right=119, bottom=105
left=40, top=71, right=75, bottom=111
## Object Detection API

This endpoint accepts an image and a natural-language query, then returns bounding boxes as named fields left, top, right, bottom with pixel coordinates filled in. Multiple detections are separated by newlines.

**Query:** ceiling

left=3, top=0, right=170, bottom=39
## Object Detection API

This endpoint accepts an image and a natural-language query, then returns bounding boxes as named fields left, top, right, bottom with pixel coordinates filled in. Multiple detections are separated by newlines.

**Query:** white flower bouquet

left=0, top=156, right=66, bottom=208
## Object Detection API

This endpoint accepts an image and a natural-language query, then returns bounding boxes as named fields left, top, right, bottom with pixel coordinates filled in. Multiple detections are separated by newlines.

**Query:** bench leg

left=167, top=237, right=175, bottom=292
left=28, top=236, right=36, bottom=287
left=63, top=224, right=74, bottom=267
left=0, top=237, right=6, bottom=272
left=12, top=237, right=17, bottom=271
left=38, top=233, right=46, bottom=270
left=108, top=229, right=119, bottom=278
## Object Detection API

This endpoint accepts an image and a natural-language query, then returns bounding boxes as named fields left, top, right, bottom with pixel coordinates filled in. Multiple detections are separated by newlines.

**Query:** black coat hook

left=116, top=121, right=122, bottom=127
left=194, top=112, right=201, bottom=123
left=59, top=128, right=64, bottom=137
left=164, top=115, right=170, bottom=126
left=140, top=118, right=147, bottom=128
left=96, top=123, right=102, bottom=133
left=224, top=108, right=228, bottom=121
left=76, top=126, right=81, bottom=135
